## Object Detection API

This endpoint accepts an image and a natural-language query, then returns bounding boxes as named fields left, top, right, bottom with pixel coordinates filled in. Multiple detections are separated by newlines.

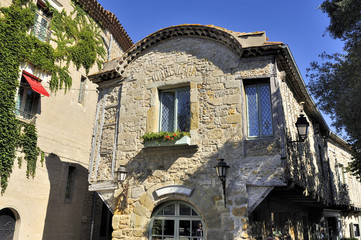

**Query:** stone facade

left=88, top=25, right=361, bottom=240
left=0, top=0, right=132, bottom=239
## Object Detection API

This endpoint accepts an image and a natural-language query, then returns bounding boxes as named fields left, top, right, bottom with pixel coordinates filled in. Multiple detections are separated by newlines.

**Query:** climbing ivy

left=0, top=0, right=106, bottom=193
left=19, top=123, right=39, bottom=178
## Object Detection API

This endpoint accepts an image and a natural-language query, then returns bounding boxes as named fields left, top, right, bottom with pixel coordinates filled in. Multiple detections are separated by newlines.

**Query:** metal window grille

left=245, top=84, right=273, bottom=138
left=160, top=89, right=190, bottom=132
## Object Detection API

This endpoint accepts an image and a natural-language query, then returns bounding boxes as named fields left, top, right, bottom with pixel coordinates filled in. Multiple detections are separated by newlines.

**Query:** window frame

left=159, top=87, right=190, bottom=133
left=32, top=8, right=51, bottom=42
left=15, top=76, right=40, bottom=120
left=354, top=223, right=360, bottom=237
left=78, top=76, right=87, bottom=105
left=149, top=201, right=204, bottom=240
left=244, top=79, right=274, bottom=139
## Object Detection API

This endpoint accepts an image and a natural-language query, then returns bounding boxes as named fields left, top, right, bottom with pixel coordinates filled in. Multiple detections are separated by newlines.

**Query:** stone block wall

left=89, top=37, right=289, bottom=240
left=327, top=140, right=361, bottom=208
left=279, top=71, right=332, bottom=203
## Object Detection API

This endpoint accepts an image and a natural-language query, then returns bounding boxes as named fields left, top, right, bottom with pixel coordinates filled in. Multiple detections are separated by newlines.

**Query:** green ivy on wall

left=0, top=0, right=106, bottom=193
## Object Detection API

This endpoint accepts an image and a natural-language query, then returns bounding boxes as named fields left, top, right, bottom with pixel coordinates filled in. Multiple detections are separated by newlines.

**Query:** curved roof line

left=89, top=24, right=246, bottom=82
left=77, top=0, right=133, bottom=50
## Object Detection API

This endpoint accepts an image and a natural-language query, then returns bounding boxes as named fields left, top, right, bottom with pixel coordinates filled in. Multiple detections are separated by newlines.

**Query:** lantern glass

left=295, top=114, right=309, bottom=141
left=214, top=159, right=229, bottom=179
left=116, top=165, right=128, bottom=183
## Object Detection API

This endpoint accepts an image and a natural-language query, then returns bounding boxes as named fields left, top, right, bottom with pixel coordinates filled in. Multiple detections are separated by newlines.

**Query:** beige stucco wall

left=0, top=0, right=125, bottom=239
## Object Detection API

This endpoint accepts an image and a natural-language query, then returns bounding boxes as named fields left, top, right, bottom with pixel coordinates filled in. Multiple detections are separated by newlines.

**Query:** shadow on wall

left=42, top=153, right=91, bottom=240
left=285, top=130, right=351, bottom=207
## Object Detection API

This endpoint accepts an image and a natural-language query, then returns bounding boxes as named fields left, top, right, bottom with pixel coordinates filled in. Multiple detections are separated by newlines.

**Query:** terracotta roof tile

left=77, top=0, right=133, bottom=51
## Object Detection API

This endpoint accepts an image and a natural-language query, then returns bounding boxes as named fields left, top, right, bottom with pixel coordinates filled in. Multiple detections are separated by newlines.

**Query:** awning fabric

left=22, top=70, right=49, bottom=97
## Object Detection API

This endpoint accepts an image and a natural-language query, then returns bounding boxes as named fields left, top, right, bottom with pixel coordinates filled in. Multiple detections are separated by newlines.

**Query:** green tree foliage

left=0, top=0, right=106, bottom=193
left=307, top=0, right=361, bottom=179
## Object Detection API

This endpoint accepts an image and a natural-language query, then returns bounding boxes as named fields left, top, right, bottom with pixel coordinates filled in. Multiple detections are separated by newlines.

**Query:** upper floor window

left=338, top=163, right=347, bottom=185
left=32, top=8, right=51, bottom=42
left=160, top=88, right=190, bottom=132
left=245, top=80, right=273, bottom=138
left=15, top=71, right=49, bottom=120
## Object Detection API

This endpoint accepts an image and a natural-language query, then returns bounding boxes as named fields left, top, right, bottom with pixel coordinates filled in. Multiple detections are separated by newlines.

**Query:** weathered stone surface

left=232, top=207, right=247, bottom=216
left=89, top=26, right=361, bottom=240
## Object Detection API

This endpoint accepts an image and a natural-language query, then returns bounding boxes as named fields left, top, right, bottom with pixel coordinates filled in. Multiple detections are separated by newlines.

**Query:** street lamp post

left=214, top=159, right=230, bottom=208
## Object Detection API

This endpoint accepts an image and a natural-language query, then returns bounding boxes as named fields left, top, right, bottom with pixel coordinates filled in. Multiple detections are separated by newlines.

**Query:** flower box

left=144, top=136, right=191, bottom=148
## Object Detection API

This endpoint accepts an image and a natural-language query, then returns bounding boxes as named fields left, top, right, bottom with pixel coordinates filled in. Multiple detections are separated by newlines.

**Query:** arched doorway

left=149, top=201, right=204, bottom=240
left=0, top=208, right=17, bottom=240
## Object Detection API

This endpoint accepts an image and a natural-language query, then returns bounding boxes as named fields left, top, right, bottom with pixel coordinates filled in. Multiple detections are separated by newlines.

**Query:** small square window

left=245, top=81, right=273, bottom=138
left=159, top=88, right=190, bottom=132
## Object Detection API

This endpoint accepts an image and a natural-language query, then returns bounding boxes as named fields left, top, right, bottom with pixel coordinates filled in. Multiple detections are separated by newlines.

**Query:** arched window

left=150, top=201, right=204, bottom=240
left=0, top=208, right=16, bottom=240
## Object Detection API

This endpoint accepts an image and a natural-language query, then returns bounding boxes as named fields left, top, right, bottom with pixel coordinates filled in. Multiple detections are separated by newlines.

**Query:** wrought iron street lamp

left=214, top=159, right=230, bottom=207
left=295, top=114, right=309, bottom=142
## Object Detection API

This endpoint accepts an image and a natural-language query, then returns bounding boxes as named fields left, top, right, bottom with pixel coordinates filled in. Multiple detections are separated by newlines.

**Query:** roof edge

left=77, top=0, right=133, bottom=51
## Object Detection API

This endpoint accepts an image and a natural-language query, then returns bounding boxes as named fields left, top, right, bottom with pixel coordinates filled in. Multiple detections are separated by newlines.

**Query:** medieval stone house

left=0, top=0, right=132, bottom=239
left=88, top=25, right=361, bottom=240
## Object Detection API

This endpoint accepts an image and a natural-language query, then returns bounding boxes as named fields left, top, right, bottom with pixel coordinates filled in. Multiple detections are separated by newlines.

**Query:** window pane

left=179, top=220, right=191, bottom=236
left=163, top=220, right=174, bottom=236
left=177, top=90, right=190, bottom=132
left=15, top=87, right=24, bottom=115
left=192, top=221, right=203, bottom=238
left=24, top=90, right=35, bottom=114
left=163, top=204, right=175, bottom=215
left=152, top=219, right=163, bottom=235
left=192, top=209, right=198, bottom=216
left=156, top=209, right=164, bottom=216
left=259, top=85, right=273, bottom=136
left=78, top=77, right=86, bottom=104
left=246, top=86, right=259, bottom=137
left=161, top=92, right=175, bottom=132
left=180, top=204, right=191, bottom=215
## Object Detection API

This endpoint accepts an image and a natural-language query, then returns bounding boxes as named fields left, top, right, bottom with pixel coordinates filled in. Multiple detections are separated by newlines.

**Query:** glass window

left=245, top=83, right=273, bottom=138
left=150, top=201, right=204, bottom=240
left=354, top=224, right=360, bottom=237
left=33, top=10, right=51, bottom=42
left=15, top=76, right=40, bottom=120
left=160, top=88, right=190, bottom=132
left=78, top=77, right=86, bottom=105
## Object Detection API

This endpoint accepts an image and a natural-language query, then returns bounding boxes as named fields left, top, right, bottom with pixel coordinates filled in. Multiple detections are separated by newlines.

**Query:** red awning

left=22, top=70, right=49, bottom=97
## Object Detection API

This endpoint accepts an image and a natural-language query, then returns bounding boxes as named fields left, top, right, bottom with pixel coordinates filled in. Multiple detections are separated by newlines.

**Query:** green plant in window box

left=141, top=130, right=190, bottom=143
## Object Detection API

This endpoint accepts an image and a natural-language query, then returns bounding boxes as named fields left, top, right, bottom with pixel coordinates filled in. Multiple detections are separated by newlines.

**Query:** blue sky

left=97, top=0, right=344, bottom=131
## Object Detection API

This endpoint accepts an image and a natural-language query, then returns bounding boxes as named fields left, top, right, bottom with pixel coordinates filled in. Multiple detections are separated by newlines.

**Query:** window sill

left=144, top=136, right=191, bottom=148
left=15, top=115, right=36, bottom=124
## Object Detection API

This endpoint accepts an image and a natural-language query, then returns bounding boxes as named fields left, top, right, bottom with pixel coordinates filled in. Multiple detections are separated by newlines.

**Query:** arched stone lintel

left=114, top=25, right=243, bottom=80
left=134, top=183, right=223, bottom=232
